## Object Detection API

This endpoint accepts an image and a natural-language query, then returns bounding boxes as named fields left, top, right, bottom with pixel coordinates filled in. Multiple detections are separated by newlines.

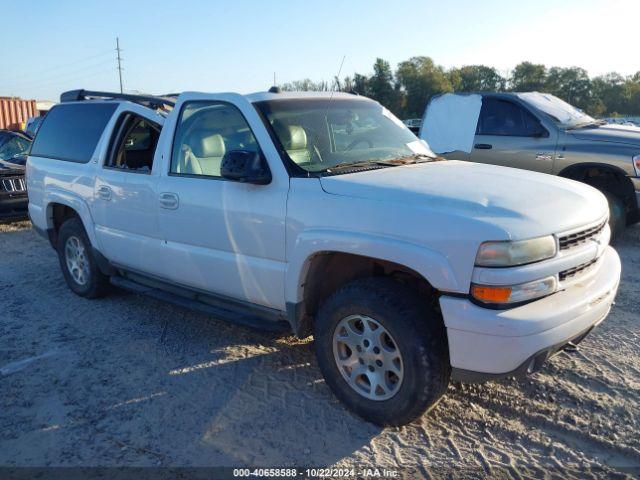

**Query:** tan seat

left=176, top=145, right=203, bottom=175
left=273, top=123, right=310, bottom=165
left=176, top=132, right=227, bottom=176
left=190, top=133, right=226, bottom=176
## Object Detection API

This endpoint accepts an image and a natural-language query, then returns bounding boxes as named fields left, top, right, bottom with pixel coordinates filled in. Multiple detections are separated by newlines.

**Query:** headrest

left=274, top=123, right=307, bottom=151
left=191, top=132, right=226, bottom=158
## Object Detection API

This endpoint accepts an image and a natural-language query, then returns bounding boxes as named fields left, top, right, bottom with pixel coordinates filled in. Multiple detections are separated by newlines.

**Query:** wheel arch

left=558, top=162, right=635, bottom=206
left=285, top=231, right=458, bottom=337
left=44, top=191, right=98, bottom=249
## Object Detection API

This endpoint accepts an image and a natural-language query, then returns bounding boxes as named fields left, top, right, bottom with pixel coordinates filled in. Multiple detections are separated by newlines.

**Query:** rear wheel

left=314, top=277, right=450, bottom=426
left=57, top=217, right=108, bottom=298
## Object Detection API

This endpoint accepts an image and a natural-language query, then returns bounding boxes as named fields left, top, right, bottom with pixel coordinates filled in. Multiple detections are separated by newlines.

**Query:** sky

left=2, top=0, right=639, bottom=101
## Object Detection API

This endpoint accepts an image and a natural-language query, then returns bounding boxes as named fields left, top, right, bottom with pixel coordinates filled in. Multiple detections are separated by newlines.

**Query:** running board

left=110, top=274, right=290, bottom=333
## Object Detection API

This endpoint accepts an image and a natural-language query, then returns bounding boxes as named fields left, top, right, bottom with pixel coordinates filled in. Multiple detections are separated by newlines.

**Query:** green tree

left=367, top=58, right=401, bottom=112
left=509, top=62, right=547, bottom=91
left=545, top=67, right=598, bottom=114
left=626, top=74, right=640, bottom=115
left=396, top=56, right=452, bottom=118
left=352, top=73, right=370, bottom=97
left=280, top=79, right=330, bottom=92
left=592, top=73, right=628, bottom=115
left=449, top=65, right=506, bottom=92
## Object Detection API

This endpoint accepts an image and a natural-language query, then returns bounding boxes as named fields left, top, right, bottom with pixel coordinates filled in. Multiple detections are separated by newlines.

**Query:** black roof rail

left=60, top=89, right=176, bottom=109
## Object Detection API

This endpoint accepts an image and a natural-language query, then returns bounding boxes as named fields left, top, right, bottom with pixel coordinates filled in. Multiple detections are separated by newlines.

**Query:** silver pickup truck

left=420, top=92, right=640, bottom=241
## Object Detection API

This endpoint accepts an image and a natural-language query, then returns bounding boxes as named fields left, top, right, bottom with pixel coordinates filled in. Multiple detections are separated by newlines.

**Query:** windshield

left=517, top=92, right=596, bottom=129
left=0, top=134, right=31, bottom=164
left=255, top=98, right=435, bottom=173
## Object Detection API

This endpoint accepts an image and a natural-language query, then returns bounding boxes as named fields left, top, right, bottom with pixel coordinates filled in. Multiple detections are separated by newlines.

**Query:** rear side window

left=31, top=103, right=118, bottom=163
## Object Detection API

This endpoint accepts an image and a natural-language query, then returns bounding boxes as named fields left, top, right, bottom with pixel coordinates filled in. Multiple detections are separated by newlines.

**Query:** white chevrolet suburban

left=27, top=89, right=621, bottom=426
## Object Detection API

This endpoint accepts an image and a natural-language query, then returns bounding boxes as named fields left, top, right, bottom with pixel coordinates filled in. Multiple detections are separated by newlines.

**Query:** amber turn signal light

left=470, top=285, right=512, bottom=303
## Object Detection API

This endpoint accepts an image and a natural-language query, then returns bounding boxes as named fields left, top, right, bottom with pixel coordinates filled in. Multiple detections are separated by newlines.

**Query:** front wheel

left=57, top=217, right=109, bottom=298
left=314, top=277, right=450, bottom=426
left=605, top=193, right=625, bottom=244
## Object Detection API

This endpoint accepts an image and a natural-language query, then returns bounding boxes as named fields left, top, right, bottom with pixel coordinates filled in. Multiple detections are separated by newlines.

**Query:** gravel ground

left=0, top=220, right=639, bottom=478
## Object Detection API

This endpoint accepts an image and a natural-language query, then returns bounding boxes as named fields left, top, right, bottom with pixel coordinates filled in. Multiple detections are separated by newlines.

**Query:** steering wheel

left=345, top=138, right=374, bottom=151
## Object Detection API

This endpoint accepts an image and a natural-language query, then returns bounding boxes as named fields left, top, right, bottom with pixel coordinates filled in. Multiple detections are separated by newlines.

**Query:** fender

left=285, top=229, right=460, bottom=304
left=44, top=187, right=100, bottom=249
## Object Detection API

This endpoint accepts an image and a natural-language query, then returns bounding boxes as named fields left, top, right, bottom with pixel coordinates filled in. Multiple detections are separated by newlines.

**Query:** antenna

left=273, top=72, right=276, bottom=86
left=323, top=55, right=346, bottom=118
left=116, top=37, right=124, bottom=93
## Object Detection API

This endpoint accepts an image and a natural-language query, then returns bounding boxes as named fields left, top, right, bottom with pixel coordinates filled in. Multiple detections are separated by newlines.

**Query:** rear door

left=469, top=97, right=557, bottom=173
left=92, top=104, right=165, bottom=275
left=155, top=93, right=289, bottom=310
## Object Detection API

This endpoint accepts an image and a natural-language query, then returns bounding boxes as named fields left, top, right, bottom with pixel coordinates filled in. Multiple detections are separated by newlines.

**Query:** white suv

left=27, top=89, right=621, bottom=426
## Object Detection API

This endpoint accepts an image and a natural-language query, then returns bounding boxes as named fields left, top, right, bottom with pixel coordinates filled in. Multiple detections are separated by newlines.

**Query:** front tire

left=314, top=277, right=450, bottom=426
left=57, top=217, right=108, bottom=298
left=605, top=193, right=625, bottom=244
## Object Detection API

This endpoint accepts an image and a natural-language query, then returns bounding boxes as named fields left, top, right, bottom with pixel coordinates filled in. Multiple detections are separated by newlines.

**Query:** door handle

left=159, top=192, right=179, bottom=210
left=474, top=143, right=493, bottom=150
left=97, top=185, right=112, bottom=200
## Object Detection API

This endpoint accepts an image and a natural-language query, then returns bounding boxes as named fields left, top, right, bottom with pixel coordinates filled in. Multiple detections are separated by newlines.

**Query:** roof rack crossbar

left=60, top=89, right=176, bottom=109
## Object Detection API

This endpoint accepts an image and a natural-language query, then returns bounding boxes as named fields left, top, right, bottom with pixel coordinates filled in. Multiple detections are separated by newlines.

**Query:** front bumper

left=440, top=246, right=621, bottom=381
left=0, top=195, right=28, bottom=220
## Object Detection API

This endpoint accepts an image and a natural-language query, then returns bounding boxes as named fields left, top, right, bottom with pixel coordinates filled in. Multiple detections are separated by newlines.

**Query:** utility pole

left=116, top=37, right=124, bottom=93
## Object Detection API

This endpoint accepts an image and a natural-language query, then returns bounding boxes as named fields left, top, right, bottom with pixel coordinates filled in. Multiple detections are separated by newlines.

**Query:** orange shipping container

left=0, top=97, right=38, bottom=131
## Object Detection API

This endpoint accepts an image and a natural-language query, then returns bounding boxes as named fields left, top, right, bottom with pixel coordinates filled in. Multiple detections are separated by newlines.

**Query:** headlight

left=475, top=235, right=556, bottom=267
left=471, top=276, right=557, bottom=305
left=634, top=154, right=640, bottom=176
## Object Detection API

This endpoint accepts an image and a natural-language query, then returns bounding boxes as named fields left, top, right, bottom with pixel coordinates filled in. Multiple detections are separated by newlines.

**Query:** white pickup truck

left=27, top=89, right=621, bottom=426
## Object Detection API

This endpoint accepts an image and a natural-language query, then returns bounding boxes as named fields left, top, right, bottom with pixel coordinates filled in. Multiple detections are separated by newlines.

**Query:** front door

left=156, top=94, right=289, bottom=311
left=469, top=97, right=557, bottom=174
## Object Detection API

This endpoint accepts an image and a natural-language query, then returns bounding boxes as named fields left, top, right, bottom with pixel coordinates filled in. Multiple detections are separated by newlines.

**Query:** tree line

left=280, top=57, right=640, bottom=119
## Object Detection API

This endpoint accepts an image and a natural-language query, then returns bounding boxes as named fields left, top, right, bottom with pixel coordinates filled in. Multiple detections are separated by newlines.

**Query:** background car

left=420, top=92, right=640, bottom=242
left=0, top=130, right=31, bottom=220
left=25, top=115, right=45, bottom=138
left=402, top=118, right=422, bottom=134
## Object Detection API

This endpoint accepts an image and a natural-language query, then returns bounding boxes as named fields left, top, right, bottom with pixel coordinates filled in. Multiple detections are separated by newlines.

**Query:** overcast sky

left=2, top=0, right=638, bottom=101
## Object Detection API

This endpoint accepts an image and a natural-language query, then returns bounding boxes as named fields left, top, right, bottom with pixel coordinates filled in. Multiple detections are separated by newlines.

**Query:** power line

left=5, top=67, right=117, bottom=98
left=116, top=37, right=124, bottom=94
left=2, top=59, right=114, bottom=89
left=0, top=49, right=113, bottom=85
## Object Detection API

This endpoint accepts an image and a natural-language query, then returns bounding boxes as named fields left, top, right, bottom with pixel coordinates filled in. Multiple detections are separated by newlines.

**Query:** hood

left=319, top=161, right=608, bottom=239
left=569, top=123, right=640, bottom=147
left=0, top=158, right=26, bottom=175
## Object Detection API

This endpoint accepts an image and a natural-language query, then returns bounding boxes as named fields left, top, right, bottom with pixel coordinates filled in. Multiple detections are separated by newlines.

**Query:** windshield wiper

left=386, top=153, right=439, bottom=164
left=323, top=154, right=438, bottom=174
left=323, top=160, right=396, bottom=173
left=567, top=119, right=607, bottom=130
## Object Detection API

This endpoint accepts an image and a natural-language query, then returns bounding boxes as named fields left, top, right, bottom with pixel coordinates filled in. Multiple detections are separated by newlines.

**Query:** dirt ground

left=0, top=220, right=639, bottom=478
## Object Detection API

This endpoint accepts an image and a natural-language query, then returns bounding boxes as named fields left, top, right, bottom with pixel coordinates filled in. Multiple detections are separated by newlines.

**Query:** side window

left=0, top=136, right=31, bottom=161
left=170, top=101, right=259, bottom=177
left=30, top=103, right=118, bottom=163
left=106, top=114, right=160, bottom=173
left=477, top=99, right=540, bottom=137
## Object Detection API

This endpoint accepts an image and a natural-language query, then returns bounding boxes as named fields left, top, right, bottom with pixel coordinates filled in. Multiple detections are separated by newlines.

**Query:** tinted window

left=170, top=101, right=259, bottom=178
left=477, top=99, right=541, bottom=136
left=31, top=103, right=118, bottom=163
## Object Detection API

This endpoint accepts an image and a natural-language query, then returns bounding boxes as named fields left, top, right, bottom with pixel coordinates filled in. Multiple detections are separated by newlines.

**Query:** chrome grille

left=559, top=258, right=598, bottom=281
left=0, top=177, right=26, bottom=193
left=558, top=221, right=606, bottom=251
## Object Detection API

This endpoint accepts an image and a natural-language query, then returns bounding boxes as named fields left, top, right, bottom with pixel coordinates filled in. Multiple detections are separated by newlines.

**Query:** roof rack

left=60, top=89, right=176, bottom=109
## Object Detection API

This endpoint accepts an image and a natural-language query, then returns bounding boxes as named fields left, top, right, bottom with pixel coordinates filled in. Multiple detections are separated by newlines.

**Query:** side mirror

left=220, top=150, right=271, bottom=185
